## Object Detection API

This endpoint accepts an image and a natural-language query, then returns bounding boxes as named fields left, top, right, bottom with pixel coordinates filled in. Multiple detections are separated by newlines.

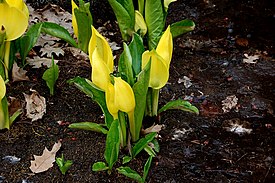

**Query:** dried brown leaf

left=26, top=56, right=59, bottom=68
left=30, top=141, right=62, bottom=173
left=24, top=89, right=46, bottom=121
left=12, top=63, right=29, bottom=82
left=142, top=124, right=163, bottom=135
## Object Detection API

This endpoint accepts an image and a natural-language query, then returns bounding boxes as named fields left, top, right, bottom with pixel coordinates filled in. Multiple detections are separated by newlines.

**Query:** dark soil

left=1, top=0, right=275, bottom=182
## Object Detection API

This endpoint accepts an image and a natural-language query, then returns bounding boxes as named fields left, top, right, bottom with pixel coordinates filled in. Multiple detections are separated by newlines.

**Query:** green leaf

left=129, top=33, right=144, bottom=76
left=143, top=156, right=153, bottom=181
left=108, top=0, right=135, bottom=41
left=151, top=139, right=160, bottom=153
left=170, top=19, right=195, bottom=38
left=118, top=43, right=134, bottom=86
left=69, top=122, right=108, bottom=134
left=19, top=23, right=43, bottom=62
left=145, top=0, right=165, bottom=49
left=41, top=22, right=77, bottom=47
left=42, top=57, right=59, bottom=95
left=131, top=61, right=151, bottom=142
left=132, top=132, right=156, bottom=158
left=74, top=7, right=92, bottom=53
left=117, top=167, right=143, bottom=182
left=67, top=77, right=113, bottom=128
left=56, top=154, right=73, bottom=175
left=158, top=99, right=199, bottom=114
left=122, top=156, right=132, bottom=164
left=0, top=96, right=10, bottom=130
left=104, top=119, right=120, bottom=170
left=9, top=109, right=22, bottom=125
left=144, top=145, right=156, bottom=157
left=92, top=162, right=109, bottom=172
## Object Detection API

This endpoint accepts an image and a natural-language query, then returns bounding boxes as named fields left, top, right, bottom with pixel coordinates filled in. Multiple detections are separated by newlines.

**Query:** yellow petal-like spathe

left=142, top=50, right=169, bottom=89
left=105, top=82, right=119, bottom=118
left=0, top=2, right=28, bottom=41
left=164, top=0, right=177, bottom=12
left=71, top=0, right=78, bottom=38
left=134, top=10, right=147, bottom=37
left=6, top=0, right=29, bottom=17
left=114, top=77, right=135, bottom=113
left=91, top=48, right=111, bottom=91
left=0, top=75, right=6, bottom=100
left=89, top=26, right=113, bottom=72
left=156, top=26, right=173, bottom=68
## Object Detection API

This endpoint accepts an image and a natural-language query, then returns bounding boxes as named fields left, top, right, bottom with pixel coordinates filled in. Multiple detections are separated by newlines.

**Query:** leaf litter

left=30, top=141, right=62, bottom=173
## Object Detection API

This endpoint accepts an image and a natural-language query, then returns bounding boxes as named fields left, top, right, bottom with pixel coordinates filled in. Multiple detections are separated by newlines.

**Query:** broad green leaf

left=144, top=145, right=156, bottom=157
left=122, top=156, right=132, bottom=164
left=118, top=43, right=134, bottom=86
left=69, top=122, right=108, bottom=134
left=74, top=6, right=92, bottom=53
left=129, top=33, right=144, bottom=76
left=131, top=61, right=150, bottom=142
left=42, top=57, right=59, bottom=95
left=145, top=0, right=165, bottom=49
left=158, top=99, right=199, bottom=114
left=132, top=132, right=156, bottom=158
left=19, top=23, right=43, bottom=62
left=92, top=162, right=109, bottom=171
left=41, top=22, right=77, bottom=47
left=117, top=167, right=143, bottom=182
left=104, top=119, right=120, bottom=170
left=143, top=156, right=153, bottom=181
left=67, top=77, right=113, bottom=128
left=170, top=19, right=195, bottom=38
left=108, top=0, right=135, bottom=41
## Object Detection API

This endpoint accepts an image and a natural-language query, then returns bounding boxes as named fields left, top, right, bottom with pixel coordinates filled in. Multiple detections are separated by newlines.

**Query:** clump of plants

left=68, top=2, right=198, bottom=180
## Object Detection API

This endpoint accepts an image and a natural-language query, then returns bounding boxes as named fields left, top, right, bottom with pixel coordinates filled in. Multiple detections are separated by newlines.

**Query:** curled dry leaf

left=12, top=63, right=29, bottom=82
left=142, top=124, right=163, bottom=135
left=30, top=141, right=62, bottom=173
left=64, top=47, right=89, bottom=61
left=24, top=89, right=46, bottom=121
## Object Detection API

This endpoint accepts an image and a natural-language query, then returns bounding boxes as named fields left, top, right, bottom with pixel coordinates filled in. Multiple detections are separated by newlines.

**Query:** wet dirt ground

left=1, top=0, right=275, bottom=182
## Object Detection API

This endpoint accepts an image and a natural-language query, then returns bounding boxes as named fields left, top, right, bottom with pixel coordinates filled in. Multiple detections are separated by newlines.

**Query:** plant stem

left=146, top=88, right=153, bottom=116
left=4, top=41, right=10, bottom=79
left=138, top=0, right=145, bottom=16
left=151, top=88, right=159, bottom=116
left=118, top=111, right=127, bottom=147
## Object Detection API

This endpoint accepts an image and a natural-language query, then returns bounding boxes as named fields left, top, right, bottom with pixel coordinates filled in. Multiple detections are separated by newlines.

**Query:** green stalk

left=4, top=41, right=10, bottom=79
left=0, top=96, right=10, bottom=130
left=146, top=88, right=153, bottom=116
left=151, top=88, right=159, bottom=116
left=138, top=0, right=145, bottom=16
left=0, top=26, right=6, bottom=79
left=128, top=110, right=138, bottom=142
left=118, top=111, right=127, bottom=147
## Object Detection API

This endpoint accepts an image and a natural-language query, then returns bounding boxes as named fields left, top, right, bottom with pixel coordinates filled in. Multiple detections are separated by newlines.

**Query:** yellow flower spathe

left=142, top=50, right=169, bottom=89
left=134, top=10, right=147, bottom=37
left=156, top=26, right=173, bottom=68
left=6, top=0, right=29, bottom=17
left=71, top=0, right=78, bottom=38
left=0, top=1, right=28, bottom=41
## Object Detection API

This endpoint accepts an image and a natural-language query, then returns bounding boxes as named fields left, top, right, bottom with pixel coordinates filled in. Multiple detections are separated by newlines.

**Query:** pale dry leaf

left=30, top=141, right=62, bottom=173
left=12, top=63, right=29, bottom=82
left=26, top=56, right=59, bottom=68
left=243, top=53, right=260, bottom=64
left=222, top=95, right=238, bottom=113
left=24, top=89, right=46, bottom=121
left=40, top=45, right=64, bottom=58
left=222, top=118, right=252, bottom=135
left=64, top=47, right=89, bottom=61
left=142, top=124, right=163, bottom=135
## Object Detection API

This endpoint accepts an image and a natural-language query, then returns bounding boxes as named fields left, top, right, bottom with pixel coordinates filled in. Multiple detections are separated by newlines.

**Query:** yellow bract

left=134, top=10, right=147, bottom=37
left=106, top=77, right=135, bottom=118
left=6, top=0, right=29, bottom=17
left=0, top=75, right=6, bottom=100
left=88, top=26, right=114, bottom=91
left=71, top=0, right=78, bottom=38
left=142, top=26, right=173, bottom=89
left=164, top=0, right=177, bottom=12
left=0, top=1, right=28, bottom=41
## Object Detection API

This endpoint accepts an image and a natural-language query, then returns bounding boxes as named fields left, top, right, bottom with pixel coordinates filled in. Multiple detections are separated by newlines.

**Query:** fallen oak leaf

left=30, top=141, right=62, bottom=173
left=12, top=63, right=29, bottom=82
left=26, top=56, right=59, bottom=68
left=141, top=124, right=163, bottom=135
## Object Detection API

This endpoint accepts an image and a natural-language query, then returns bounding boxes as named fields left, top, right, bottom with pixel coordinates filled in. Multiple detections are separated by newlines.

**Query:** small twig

left=235, top=153, right=248, bottom=163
